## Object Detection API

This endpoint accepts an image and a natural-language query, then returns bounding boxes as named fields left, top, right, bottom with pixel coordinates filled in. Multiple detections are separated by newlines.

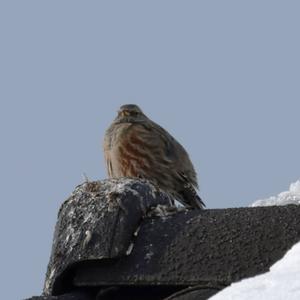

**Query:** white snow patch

left=209, top=241, right=300, bottom=300
left=251, top=180, right=300, bottom=207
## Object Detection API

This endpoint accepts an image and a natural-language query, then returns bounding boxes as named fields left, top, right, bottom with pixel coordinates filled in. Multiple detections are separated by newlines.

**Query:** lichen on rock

left=44, top=178, right=172, bottom=295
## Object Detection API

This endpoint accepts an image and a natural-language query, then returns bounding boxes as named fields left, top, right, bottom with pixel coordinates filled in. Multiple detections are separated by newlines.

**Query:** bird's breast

left=109, top=123, right=154, bottom=178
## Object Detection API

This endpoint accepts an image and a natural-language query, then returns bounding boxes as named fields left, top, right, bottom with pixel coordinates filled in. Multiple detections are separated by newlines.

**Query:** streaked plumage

left=103, top=104, right=205, bottom=209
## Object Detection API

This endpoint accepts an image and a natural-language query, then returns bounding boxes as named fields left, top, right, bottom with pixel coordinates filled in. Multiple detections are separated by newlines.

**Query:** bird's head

left=115, top=104, right=147, bottom=123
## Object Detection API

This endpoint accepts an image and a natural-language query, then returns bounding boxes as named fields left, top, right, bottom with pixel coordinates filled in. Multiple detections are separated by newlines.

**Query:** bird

left=103, top=104, right=205, bottom=209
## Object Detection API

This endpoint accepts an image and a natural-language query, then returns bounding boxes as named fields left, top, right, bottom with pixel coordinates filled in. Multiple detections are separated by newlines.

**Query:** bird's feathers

left=103, top=105, right=204, bottom=209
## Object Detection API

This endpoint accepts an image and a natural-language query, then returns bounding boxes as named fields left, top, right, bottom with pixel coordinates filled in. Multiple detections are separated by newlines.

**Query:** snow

left=209, top=179, right=300, bottom=300
left=209, top=241, right=300, bottom=300
left=251, top=180, right=300, bottom=207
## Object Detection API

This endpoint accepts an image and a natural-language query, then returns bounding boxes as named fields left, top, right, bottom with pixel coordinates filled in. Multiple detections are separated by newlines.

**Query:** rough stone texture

left=27, top=286, right=216, bottom=300
left=28, top=178, right=300, bottom=300
left=44, top=178, right=172, bottom=296
left=73, top=206, right=300, bottom=287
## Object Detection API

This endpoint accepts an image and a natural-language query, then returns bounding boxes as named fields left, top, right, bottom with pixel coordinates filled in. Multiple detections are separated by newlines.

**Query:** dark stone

left=29, top=179, right=300, bottom=300
left=44, top=179, right=172, bottom=295
left=24, top=289, right=94, bottom=300
left=163, top=284, right=223, bottom=300
left=73, top=205, right=300, bottom=288
left=70, top=205, right=300, bottom=300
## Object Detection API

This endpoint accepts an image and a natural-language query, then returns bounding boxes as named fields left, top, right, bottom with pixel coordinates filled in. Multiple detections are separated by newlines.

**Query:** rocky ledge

left=26, top=178, right=300, bottom=300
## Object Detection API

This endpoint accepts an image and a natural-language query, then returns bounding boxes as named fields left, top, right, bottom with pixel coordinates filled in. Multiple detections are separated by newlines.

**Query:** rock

left=25, top=290, right=93, bottom=300
left=27, top=178, right=300, bottom=300
left=73, top=205, right=300, bottom=290
left=44, top=178, right=172, bottom=295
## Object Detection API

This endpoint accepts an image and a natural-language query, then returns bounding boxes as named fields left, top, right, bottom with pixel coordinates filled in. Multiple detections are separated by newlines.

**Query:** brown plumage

left=103, top=104, right=205, bottom=209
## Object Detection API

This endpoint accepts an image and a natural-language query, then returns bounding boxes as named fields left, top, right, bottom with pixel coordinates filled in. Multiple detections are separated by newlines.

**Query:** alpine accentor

left=103, top=104, right=205, bottom=209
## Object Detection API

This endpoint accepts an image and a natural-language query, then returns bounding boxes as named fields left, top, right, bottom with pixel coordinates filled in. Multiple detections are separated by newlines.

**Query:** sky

left=0, top=1, right=299, bottom=299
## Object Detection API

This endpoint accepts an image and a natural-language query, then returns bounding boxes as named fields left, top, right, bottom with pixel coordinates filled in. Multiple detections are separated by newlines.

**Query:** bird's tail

left=181, top=183, right=205, bottom=209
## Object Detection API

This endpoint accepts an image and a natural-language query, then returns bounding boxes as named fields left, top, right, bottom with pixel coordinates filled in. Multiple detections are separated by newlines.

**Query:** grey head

left=115, top=104, right=148, bottom=123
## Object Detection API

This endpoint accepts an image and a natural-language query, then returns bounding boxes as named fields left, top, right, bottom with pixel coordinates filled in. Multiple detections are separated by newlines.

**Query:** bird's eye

left=119, top=110, right=139, bottom=117
left=120, top=110, right=130, bottom=116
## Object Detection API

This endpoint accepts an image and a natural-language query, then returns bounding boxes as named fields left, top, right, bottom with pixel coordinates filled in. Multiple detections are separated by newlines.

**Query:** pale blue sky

left=0, top=1, right=299, bottom=299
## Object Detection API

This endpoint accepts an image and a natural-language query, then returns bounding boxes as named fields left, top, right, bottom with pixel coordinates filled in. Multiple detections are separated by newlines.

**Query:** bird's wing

left=143, top=120, right=199, bottom=189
